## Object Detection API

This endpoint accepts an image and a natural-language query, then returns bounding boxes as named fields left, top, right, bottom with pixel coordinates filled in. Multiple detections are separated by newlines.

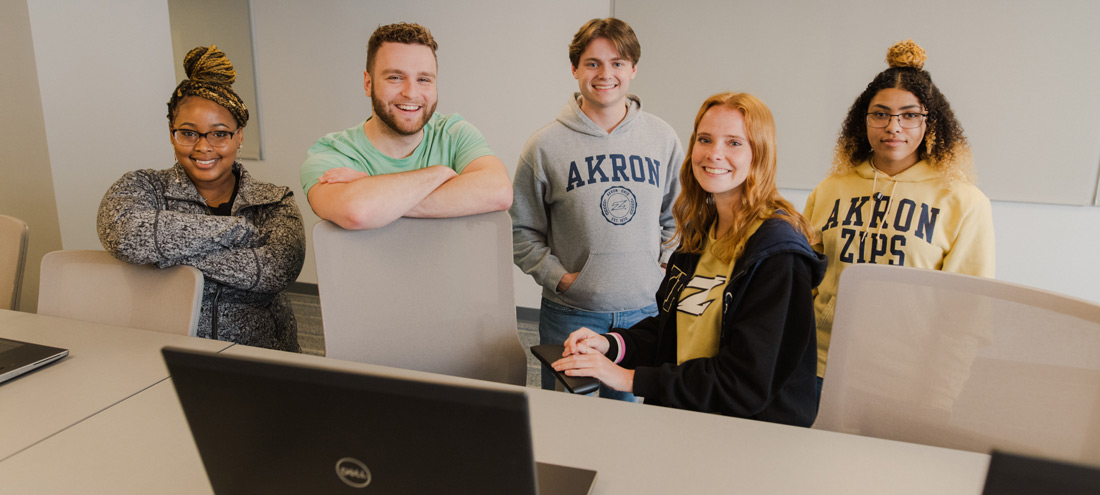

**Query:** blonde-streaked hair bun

left=183, top=45, right=237, bottom=85
left=167, top=45, right=249, bottom=128
left=885, top=39, right=926, bottom=70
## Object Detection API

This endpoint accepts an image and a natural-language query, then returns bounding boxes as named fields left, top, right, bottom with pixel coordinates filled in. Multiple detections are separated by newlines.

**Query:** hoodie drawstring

left=863, top=162, right=900, bottom=245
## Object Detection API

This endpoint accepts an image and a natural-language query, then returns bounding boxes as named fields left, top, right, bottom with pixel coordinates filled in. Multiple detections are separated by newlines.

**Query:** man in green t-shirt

left=301, top=22, right=512, bottom=230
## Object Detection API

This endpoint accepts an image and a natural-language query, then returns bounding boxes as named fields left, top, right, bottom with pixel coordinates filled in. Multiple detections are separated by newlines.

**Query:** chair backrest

left=37, top=250, right=204, bottom=336
left=0, top=214, right=29, bottom=311
left=313, top=211, right=526, bottom=386
left=815, top=264, right=1100, bottom=465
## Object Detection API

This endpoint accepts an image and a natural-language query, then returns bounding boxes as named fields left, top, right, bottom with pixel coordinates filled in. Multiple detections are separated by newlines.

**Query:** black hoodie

left=605, top=215, right=827, bottom=426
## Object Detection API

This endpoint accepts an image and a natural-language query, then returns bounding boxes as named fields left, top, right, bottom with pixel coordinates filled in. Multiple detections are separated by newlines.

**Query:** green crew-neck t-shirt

left=300, top=113, right=494, bottom=195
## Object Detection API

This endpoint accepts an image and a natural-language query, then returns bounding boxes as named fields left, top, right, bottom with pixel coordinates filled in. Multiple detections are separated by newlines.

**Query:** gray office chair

left=313, top=211, right=527, bottom=386
left=814, top=264, right=1100, bottom=465
left=37, top=250, right=204, bottom=336
left=0, top=214, right=29, bottom=311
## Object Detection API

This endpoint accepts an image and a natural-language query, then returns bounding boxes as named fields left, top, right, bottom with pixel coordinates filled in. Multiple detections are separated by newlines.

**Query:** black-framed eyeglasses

left=171, top=128, right=240, bottom=147
left=866, top=112, right=927, bottom=129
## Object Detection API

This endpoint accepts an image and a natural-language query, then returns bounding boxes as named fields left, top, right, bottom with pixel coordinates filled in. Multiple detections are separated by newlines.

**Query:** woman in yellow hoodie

left=803, top=40, right=995, bottom=391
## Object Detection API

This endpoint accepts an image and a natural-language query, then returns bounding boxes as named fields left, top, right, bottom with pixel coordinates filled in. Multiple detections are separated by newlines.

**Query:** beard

left=371, top=89, right=437, bottom=136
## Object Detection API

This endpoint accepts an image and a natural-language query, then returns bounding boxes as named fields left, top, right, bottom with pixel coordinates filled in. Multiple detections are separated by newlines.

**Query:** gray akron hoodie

left=511, top=93, right=683, bottom=312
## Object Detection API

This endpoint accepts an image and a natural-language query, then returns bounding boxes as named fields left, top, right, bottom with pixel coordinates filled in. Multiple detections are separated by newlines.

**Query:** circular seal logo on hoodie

left=600, top=186, right=637, bottom=225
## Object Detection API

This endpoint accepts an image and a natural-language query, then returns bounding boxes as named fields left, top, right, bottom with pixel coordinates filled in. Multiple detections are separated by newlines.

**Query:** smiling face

left=691, top=105, right=753, bottom=207
left=170, top=96, right=242, bottom=194
left=867, top=87, right=926, bottom=175
left=572, top=37, right=636, bottom=113
left=364, top=42, right=438, bottom=136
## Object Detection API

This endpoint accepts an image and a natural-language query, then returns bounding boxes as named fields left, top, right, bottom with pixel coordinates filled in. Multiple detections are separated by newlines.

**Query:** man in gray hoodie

left=510, top=18, right=683, bottom=400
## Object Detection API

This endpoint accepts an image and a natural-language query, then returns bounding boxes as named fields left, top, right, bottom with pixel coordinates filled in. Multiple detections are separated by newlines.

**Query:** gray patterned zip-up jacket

left=97, top=162, right=305, bottom=351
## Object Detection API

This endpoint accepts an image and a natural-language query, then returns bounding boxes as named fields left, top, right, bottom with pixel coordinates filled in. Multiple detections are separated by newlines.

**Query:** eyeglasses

left=866, top=112, right=927, bottom=129
left=171, top=128, right=239, bottom=147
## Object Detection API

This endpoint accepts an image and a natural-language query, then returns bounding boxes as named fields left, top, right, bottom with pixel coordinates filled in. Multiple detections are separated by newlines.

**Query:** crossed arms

left=306, top=155, right=513, bottom=230
left=98, top=170, right=305, bottom=294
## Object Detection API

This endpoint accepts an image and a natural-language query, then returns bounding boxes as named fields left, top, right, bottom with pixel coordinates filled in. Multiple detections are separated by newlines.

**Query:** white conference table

left=0, top=309, right=231, bottom=461
left=0, top=312, right=993, bottom=494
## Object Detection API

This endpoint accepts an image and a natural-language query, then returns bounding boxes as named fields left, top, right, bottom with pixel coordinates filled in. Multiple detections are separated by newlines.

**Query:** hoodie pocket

left=560, top=249, right=664, bottom=311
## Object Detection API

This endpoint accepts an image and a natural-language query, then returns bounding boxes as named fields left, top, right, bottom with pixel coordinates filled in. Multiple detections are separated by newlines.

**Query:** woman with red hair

left=553, top=92, right=825, bottom=425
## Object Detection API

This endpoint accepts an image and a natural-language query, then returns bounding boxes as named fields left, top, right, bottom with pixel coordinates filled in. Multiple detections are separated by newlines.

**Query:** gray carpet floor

left=287, top=293, right=542, bottom=388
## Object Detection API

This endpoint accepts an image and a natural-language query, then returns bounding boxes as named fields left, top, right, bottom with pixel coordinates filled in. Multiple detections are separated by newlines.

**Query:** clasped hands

left=551, top=327, right=634, bottom=393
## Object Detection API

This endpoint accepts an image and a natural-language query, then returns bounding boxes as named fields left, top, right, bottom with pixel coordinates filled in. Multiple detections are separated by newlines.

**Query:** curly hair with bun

left=832, top=39, right=972, bottom=183
left=166, top=45, right=249, bottom=128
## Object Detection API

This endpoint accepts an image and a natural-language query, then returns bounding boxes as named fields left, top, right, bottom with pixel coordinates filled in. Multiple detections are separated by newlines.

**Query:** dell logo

left=335, top=457, right=372, bottom=488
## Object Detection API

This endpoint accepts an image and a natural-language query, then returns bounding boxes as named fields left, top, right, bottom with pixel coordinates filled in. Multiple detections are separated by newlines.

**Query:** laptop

left=163, top=347, right=597, bottom=494
left=982, top=450, right=1100, bottom=495
left=0, top=337, right=68, bottom=384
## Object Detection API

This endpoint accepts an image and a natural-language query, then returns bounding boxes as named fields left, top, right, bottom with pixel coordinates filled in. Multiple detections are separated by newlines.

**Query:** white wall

left=26, top=0, right=177, bottom=250
left=0, top=0, right=63, bottom=312
left=11, top=0, right=1100, bottom=311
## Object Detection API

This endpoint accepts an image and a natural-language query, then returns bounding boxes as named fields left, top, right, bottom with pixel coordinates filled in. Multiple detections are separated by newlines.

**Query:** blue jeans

left=538, top=298, right=658, bottom=402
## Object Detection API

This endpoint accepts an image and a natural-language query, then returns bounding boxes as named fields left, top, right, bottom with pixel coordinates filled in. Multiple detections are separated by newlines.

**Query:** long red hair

left=671, top=92, right=815, bottom=262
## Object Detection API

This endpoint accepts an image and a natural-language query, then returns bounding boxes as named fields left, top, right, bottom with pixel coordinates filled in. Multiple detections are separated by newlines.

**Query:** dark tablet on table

left=530, top=344, right=600, bottom=395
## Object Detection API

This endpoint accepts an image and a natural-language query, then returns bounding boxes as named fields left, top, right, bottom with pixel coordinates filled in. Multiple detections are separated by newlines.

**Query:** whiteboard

left=617, top=0, right=1100, bottom=206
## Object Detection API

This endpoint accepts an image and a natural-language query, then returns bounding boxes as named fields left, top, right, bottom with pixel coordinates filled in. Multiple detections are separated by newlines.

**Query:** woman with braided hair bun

left=803, top=39, right=995, bottom=392
left=97, top=45, right=305, bottom=351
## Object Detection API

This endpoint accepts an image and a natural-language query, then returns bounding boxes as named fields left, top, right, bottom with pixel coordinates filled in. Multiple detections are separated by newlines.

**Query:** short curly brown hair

left=833, top=41, right=973, bottom=183
left=366, top=22, right=438, bottom=73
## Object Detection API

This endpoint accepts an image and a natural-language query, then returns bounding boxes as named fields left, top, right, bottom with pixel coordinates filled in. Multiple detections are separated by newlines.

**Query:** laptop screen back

left=163, top=348, right=539, bottom=494
left=982, top=450, right=1100, bottom=495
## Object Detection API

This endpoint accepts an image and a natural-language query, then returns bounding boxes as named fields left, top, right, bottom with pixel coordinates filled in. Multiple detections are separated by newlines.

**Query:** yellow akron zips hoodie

left=803, top=160, right=995, bottom=377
